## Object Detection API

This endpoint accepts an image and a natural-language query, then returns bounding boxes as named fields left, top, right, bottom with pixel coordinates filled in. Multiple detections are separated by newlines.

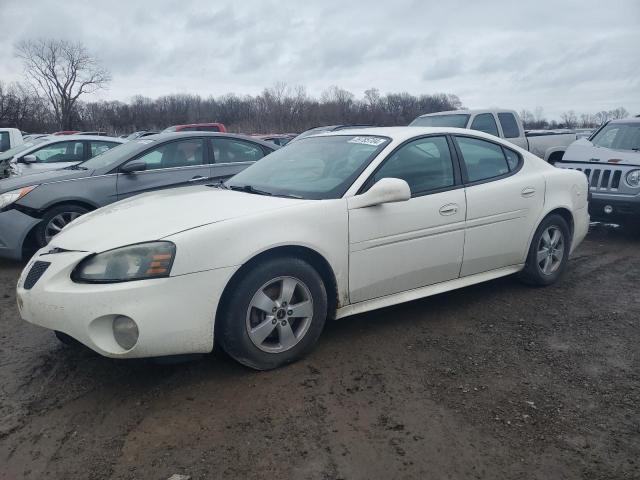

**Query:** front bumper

left=589, top=194, right=640, bottom=223
left=0, top=209, right=40, bottom=260
left=17, top=249, right=238, bottom=358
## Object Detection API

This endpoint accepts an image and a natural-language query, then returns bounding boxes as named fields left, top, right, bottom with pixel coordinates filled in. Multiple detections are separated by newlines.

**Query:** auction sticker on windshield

left=348, top=136, right=387, bottom=146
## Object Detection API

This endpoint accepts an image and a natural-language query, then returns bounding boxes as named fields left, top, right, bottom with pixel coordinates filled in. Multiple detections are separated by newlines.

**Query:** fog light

left=604, top=205, right=613, bottom=214
left=112, top=315, right=139, bottom=350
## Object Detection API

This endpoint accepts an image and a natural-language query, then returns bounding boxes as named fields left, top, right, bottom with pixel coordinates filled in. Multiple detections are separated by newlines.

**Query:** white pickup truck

left=0, top=128, right=24, bottom=153
left=410, top=109, right=578, bottom=164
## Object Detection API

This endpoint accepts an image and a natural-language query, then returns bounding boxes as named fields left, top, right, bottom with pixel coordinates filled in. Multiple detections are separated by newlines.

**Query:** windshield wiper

left=65, top=164, right=88, bottom=170
left=226, top=184, right=273, bottom=196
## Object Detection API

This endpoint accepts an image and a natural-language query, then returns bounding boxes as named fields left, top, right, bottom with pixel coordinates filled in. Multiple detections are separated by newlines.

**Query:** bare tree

left=560, top=110, right=578, bottom=129
left=15, top=39, right=111, bottom=129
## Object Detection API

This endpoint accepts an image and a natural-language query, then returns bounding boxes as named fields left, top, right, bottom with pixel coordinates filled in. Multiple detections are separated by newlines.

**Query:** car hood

left=0, top=168, right=91, bottom=193
left=562, top=139, right=640, bottom=166
left=49, top=186, right=309, bottom=253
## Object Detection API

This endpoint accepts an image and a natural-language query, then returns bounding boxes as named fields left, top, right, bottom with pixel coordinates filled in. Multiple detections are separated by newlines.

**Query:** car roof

left=137, top=131, right=279, bottom=149
left=42, top=134, right=125, bottom=142
left=298, top=126, right=507, bottom=144
left=609, top=117, right=640, bottom=124
left=417, top=109, right=517, bottom=118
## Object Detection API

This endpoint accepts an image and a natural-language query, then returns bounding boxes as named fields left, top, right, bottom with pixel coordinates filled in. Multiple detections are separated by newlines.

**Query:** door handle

left=521, top=187, right=536, bottom=198
left=439, top=203, right=459, bottom=216
left=189, top=176, right=208, bottom=183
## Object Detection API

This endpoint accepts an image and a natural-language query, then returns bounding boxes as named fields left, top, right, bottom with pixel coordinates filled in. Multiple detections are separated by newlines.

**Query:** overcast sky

left=1, top=0, right=638, bottom=119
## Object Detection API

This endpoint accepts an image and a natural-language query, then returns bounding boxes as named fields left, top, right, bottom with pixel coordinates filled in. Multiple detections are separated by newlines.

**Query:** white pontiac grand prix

left=16, top=127, right=589, bottom=370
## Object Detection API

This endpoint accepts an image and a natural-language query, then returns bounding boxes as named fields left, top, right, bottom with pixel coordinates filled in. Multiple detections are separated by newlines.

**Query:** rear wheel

left=217, top=257, right=327, bottom=370
left=35, top=204, right=89, bottom=248
left=519, top=214, right=571, bottom=286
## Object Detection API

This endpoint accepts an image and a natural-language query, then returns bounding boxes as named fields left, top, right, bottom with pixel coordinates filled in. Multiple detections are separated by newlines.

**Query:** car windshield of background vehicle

left=0, top=138, right=48, bottom=161
left=410, top=114, right=470, bottom=128
left=78, top=140, right=152, bottom=170
left=591, top=123, right=640, bottom=151
left=225, top=135, right=390, bottom=199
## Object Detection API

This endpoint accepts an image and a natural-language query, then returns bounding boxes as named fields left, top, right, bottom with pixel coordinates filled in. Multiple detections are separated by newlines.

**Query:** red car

left=162, top=123, right=227, bottom=133
left=52, top=130, right=81, bottom=135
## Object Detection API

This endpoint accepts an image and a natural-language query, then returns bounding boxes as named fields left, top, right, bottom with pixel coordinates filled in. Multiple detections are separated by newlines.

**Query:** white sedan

left=17, top=127, right=590, bottom=369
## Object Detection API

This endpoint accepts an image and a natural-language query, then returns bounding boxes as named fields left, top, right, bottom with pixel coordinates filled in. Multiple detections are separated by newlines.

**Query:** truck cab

left=0, top=128, right=24, bottom=153
left=410, top=109, right=577, bottom=164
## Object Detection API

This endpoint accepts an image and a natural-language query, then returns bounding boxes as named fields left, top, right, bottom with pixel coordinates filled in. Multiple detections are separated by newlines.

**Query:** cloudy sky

left=1, top=0, right=638, bottom=119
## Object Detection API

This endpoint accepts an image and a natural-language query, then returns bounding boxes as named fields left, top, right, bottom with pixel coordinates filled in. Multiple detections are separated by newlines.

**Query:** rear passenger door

left=209, top=138, right=269, bottom=182
left=454, top=135, right=545, bottom=276
left=116, top=137, right=212, bottom=200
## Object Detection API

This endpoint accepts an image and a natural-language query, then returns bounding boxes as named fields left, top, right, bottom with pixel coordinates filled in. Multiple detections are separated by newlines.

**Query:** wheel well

left=214, top=246, right=340, bottom=336
left=38, top=200, right=97, bottom=216
left=547, top=151, right=565, bottom=164
left=22, top=201, right=97, bottom=258
left=546, top=208, right=574, bottom=238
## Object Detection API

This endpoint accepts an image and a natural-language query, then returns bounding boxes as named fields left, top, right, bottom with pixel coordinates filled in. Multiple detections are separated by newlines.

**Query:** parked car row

left=0, top=133, right=278, bottom=260
left=9, top=125, right=590, bottom=370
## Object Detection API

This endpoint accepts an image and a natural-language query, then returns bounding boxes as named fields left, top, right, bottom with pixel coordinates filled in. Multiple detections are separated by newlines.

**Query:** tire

left=519, top=214, right=571, bottom=286
left=35, top=204, right=90, bottom=248
left=217, top=257, right=328, bottom=370
left=54, top=330, right=81, bottom=347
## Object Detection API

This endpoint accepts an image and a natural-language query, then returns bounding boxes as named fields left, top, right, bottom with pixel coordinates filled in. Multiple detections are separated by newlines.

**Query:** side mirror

left=348, top=178, right=411, bottom=209
left=20, top=155, right=37, bottom=164
left=120, top=161, right=147, bottom=174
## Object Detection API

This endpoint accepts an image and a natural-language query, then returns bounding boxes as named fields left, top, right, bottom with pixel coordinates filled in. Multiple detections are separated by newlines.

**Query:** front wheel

left=519, top=214, right=571, bottom=286
left=217, top=257, right=328, bottom=370
left=35, top=204, right=89, bottom=248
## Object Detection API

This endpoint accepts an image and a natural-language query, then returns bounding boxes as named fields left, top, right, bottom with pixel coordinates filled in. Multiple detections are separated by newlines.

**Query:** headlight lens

left=0, top=185, right=38, bottom=209
left=626, top=170, right=640, bottom=188
left=72, top=241, right=176, bottom=283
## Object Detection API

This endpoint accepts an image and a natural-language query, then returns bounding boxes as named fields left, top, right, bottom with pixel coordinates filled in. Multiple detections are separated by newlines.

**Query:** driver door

left=348, top=135, right=466, bottom=303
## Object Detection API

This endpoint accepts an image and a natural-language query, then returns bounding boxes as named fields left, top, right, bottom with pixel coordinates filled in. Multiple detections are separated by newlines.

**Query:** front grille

left=23, top=261, right=51, bottom=290
left=570, top=166, right=622, bottom=192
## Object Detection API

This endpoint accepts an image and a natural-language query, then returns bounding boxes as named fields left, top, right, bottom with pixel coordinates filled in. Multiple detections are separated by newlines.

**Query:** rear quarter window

left=498, top=113, right=521, bottom=138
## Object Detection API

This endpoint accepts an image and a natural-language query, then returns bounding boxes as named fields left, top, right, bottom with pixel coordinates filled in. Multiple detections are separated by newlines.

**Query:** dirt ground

left=1, top=225, right=639, bottom=480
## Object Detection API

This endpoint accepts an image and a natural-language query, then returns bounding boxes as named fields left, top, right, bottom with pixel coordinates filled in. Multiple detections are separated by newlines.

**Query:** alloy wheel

left=246, top=276, right=314, bottom=353
left=44, top=212, right=83, bottom=244
left=536, top=225, right=565, bottom=275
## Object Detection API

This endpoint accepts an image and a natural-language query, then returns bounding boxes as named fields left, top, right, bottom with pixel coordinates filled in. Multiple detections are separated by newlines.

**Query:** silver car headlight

left=625, top=170, right=640, bottom=188
left=0, top=185, right=38, bottom=209
left=72, top=241, right=176, bottom=283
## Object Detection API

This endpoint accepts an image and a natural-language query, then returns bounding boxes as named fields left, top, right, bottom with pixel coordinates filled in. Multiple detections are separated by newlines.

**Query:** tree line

left=0, top=39, right=633, bottom=136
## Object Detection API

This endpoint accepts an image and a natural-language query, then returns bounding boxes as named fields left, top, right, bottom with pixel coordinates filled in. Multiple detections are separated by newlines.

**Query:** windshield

left=410, top=114, right=470, bottom=128
left=78, top=139, right=152, bottom=170
left=591, top=123, right=640, bottom=151
left=0, top=138, right=48, bottom=161
left=225, top=135, right=390, bottom=199
left=290, top=127, right=335, bottom=142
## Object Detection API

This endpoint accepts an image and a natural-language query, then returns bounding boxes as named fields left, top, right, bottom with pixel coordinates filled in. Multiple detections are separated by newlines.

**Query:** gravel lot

left=1, top=225, right=639, bottom=480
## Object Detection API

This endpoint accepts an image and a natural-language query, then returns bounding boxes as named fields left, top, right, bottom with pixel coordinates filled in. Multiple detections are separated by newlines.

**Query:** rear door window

left=470, top=114, right=499, bottom=137
left=455, top=136, right=510, bottom=182
left=210, top=138, right=265, bottom=163
left=89, top=141, right=120, bottom=158
left=497, top=113, right=520, bottom=138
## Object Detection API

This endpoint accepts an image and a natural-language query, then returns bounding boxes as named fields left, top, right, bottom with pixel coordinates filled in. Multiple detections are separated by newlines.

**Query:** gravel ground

left=1, top=225, right=639, bottom=480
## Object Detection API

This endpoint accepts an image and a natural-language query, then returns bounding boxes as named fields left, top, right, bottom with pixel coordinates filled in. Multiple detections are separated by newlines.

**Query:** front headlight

left=72, top=241, right=176, bottom=283
left=0, top=185, right=38, bottom=209
left=625, top=170, right=640, bottom=188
